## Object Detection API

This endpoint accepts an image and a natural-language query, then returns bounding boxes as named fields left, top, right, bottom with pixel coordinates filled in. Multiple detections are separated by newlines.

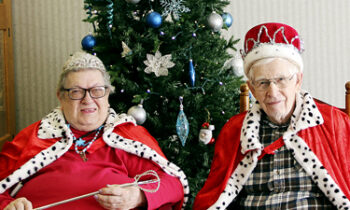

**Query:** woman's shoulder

left=15, top=120, right=42, bottom=140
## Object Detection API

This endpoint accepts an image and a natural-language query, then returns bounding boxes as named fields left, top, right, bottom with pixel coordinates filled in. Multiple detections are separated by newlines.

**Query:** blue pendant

left=189, top=59, right=195, bottom=87
left=176, top=97, right=189, bottom=146
left=76, top=138, right=86, bottom=147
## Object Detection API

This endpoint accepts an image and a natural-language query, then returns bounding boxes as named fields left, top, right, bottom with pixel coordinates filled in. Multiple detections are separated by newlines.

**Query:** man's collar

left=240, top=90, right=324, bottom=154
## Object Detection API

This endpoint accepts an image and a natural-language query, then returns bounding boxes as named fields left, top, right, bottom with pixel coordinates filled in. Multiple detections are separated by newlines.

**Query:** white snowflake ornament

left=160, top=0, right=190, bottom=20
left=144, top=51, right=175, bottom=77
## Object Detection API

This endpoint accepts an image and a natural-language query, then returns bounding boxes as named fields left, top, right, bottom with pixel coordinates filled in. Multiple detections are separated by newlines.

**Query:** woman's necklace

left=67, top=124, right=104, bottom=162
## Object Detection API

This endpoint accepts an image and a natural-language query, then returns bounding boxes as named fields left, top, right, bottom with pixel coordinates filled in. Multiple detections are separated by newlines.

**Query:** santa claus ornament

left=198, top=122, right=215, bottom=145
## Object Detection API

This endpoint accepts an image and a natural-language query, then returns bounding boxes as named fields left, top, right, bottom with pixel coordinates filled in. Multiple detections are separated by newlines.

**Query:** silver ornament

left=231, top=53, right=244, bottom=77
left=207, top=12, right=223, bottom=32
left=126, top=0, right=141, bottom=4
left=127, top=104, right=147, bottom=125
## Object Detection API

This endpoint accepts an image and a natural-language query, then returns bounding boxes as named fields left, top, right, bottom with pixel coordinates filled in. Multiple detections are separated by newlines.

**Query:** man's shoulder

left=218, top=112, right=247, bottom=137
left=225, top=112, right=247, bottom=127
left=315, top=100, right=349, bottom=119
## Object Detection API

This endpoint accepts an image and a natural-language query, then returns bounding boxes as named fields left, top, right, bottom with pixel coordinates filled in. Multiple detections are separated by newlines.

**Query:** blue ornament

left=146, top=12, right=162, bottom=28
left=222, top=13, right=233, bottom=28
left=176, top=97, right=189, bottom=146
left=189, top=59, right=195, bottom=87
left=81, top=34, right=96, bottom=50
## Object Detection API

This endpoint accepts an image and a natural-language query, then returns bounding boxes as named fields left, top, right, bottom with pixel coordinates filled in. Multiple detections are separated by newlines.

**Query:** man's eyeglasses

left=63, top=86, right=109, bottom=100
left=252, top=74, right=296, bottom=91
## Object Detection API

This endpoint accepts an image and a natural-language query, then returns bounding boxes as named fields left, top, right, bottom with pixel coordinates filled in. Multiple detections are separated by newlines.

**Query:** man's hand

left=96, top=184, right=147, bottom=210
left=4, top=197, right=33, bottom=210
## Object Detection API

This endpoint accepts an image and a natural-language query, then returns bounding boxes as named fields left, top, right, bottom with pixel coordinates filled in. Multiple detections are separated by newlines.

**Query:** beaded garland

left=67, top=124, right=104, bottom=161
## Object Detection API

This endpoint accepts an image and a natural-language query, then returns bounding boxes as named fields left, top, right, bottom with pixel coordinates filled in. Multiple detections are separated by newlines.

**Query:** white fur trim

left=209, top=150, right=260, bottom=209
left=244, top=43, right=303, bottom=76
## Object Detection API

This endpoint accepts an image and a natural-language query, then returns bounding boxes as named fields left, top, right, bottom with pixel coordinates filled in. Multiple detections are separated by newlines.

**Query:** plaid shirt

left=229, top=113, right=335, bottom=209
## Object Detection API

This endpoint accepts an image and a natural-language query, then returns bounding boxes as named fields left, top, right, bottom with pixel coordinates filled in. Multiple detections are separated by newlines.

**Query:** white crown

left=63, top=52, right=106, bottom=72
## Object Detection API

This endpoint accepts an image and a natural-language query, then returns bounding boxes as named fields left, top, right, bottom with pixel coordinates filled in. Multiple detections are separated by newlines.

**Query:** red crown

left=241, top=22, right=303, bottom=56
left=241, top=22, right=304, bottom=75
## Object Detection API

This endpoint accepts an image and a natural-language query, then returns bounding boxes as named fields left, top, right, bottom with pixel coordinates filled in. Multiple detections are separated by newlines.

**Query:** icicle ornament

left=189, top=59, right=195, bottom=87
left=176, top=96, right=189, bottom=146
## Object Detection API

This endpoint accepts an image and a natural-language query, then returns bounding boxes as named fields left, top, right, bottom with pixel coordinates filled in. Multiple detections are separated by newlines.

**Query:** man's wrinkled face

left=248, top=58, right=303, bottom=124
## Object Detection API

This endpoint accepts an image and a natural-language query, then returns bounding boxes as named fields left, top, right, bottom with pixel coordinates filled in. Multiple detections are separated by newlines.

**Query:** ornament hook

left=179, top=96, right=184, bottom=110
left=205, top=108, right=211, bottom=123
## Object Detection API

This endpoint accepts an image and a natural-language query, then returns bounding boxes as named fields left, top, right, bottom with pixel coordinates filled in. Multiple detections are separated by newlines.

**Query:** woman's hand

left=95, top=184, right=146, bottom=210
left=4, top=197, right=33, bottom=210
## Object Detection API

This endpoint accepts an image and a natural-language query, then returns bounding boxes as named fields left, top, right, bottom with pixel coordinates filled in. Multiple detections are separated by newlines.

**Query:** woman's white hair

left=57, top=52, right=115, bottom=96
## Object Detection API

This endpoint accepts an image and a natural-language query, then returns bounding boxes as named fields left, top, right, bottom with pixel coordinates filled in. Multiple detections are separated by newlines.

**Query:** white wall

left=12, top=0, right=91, bottom=131
left=12, top=0, right=350, bottom=132
left=222, top=0, right=350, bottom=109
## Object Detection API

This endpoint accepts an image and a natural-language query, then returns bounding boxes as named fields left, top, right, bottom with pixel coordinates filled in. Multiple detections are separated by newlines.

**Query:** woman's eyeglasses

left=63, top=86, right=108, bottom=100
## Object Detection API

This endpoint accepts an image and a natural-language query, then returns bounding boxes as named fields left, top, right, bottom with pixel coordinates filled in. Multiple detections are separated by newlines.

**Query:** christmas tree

left=82, top=0, right=243, bottom=207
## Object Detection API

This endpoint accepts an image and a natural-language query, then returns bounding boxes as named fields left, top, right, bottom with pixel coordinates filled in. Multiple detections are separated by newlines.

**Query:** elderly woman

left=0, top=52, right=188, bottom=210
left=194, top=22, right=350, bottom=209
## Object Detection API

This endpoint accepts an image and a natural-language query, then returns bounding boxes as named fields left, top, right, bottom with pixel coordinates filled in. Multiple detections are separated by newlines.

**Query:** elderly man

left=194, top=22, right=350, bottom=209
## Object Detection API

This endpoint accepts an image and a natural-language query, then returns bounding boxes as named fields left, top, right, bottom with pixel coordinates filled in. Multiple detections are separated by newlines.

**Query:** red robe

left=194, top=93, right=350, bottom=209
left=0, top=109, right=188, bottom=209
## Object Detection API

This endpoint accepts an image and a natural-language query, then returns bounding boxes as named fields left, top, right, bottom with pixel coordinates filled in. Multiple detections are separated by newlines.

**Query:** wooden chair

left=239, top=83, right=250, bottom=113
left=239, top=81, right=350, bottom=117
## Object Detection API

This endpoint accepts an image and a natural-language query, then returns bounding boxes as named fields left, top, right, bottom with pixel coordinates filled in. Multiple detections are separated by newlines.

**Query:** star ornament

left=144, top=51, right=175, bottom=77
left=121, top=41, right=132, bottom=58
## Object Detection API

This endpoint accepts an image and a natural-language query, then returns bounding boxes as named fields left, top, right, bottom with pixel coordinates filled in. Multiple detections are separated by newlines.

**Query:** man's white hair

left=248, top=57, right=300, bottom=81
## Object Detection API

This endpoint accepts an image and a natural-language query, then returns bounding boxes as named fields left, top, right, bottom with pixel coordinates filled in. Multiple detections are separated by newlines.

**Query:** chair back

left=346, top=81, right=350, bottom=116
left=239, top=83, right=250, bottom=113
